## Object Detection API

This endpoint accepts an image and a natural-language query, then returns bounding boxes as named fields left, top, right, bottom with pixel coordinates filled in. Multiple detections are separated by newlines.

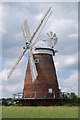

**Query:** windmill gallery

left=7, top=7, right=61, bottom=106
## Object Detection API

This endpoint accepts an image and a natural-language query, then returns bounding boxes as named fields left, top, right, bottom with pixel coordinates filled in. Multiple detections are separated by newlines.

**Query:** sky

left=0, top=2, right=78, bottom=98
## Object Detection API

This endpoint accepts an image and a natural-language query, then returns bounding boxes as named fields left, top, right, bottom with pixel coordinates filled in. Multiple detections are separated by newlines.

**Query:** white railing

left=13, top=91, right=61, bottom=100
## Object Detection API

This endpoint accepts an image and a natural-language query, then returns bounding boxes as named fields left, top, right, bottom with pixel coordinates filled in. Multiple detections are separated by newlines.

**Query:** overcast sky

left=1, top=2, right=78, bottom=98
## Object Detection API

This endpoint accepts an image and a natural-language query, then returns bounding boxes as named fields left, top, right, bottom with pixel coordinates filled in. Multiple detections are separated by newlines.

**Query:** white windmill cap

left=32, top=40, right=55, bottom=56
left=34, top=40, right=49, bottom=49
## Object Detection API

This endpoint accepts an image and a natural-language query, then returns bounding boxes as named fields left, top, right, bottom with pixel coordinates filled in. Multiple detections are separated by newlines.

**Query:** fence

left=13, top=91, right=68, bottom=100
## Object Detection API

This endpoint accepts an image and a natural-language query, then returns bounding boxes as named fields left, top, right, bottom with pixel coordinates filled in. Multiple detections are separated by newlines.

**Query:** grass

left=2, top=106, right=78, bottom=118
left=0, top=106, right=2, bottom=120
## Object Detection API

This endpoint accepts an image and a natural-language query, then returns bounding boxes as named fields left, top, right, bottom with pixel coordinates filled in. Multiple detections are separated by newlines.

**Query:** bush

left=2, top=98, right=13, bottom=106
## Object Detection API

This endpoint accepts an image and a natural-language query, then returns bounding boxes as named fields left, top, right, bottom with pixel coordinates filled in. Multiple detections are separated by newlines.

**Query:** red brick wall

left=23, top=53, right=60, bottom=99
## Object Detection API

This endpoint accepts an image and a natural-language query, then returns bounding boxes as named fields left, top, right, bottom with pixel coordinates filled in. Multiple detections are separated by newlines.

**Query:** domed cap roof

left=33, top=40, right=49, bottom=49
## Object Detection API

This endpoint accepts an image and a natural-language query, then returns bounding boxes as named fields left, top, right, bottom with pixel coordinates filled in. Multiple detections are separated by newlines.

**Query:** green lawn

left=2, top=106, right=78, bottom=118
left=0, top=106, right=2, bottom=120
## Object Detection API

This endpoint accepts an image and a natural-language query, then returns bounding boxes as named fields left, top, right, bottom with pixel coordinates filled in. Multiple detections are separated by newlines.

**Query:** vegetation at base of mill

left=1, top=92, right=80, bottom=106
left=2, top=98, right=13, bottom=106
left=1, top=93, right=79, bottom=118
left=2, top=106, right=78, bottom=118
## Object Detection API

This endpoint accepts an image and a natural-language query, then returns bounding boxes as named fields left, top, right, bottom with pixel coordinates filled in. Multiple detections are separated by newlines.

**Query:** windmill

left=7, top=7, right=60, bottom=106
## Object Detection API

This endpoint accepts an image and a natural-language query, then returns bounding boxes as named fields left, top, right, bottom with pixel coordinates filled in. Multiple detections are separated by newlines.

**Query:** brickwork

left=22, top=53, right=60, bottom=101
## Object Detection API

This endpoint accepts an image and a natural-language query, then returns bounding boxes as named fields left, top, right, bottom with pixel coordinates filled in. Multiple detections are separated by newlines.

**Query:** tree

left=69, top=92, right=78, bottom=105
left=2, top=98, right=13, bottom=106
left=69, top=92, right=77, bottom=99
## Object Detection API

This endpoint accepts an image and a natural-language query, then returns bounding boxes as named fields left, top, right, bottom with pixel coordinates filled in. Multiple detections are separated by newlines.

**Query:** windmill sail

left=29, top=7, right=52, bottom=47
left=29, top=50, right=38, bottom=82
left=7, top=47, right=27, bottom=79
left=22, top=20, right=31, bottom=42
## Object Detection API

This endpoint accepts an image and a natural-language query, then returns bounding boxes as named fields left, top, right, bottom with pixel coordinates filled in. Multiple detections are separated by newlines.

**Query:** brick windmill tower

left=7, top=7, right=60, bottom=106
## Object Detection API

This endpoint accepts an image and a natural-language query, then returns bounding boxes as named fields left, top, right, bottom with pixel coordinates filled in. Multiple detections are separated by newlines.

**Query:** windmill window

left=35, top=59, right=39, bottom=63
left=48, top=88, right=52, bottom=93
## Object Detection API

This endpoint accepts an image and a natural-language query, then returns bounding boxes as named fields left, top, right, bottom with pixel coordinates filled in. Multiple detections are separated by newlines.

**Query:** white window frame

left=48, top=88, right=52, bottom=93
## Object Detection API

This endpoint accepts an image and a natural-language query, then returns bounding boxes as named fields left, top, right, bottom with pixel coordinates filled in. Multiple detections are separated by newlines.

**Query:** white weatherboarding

left=7, top=7, right=53, bottom=82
